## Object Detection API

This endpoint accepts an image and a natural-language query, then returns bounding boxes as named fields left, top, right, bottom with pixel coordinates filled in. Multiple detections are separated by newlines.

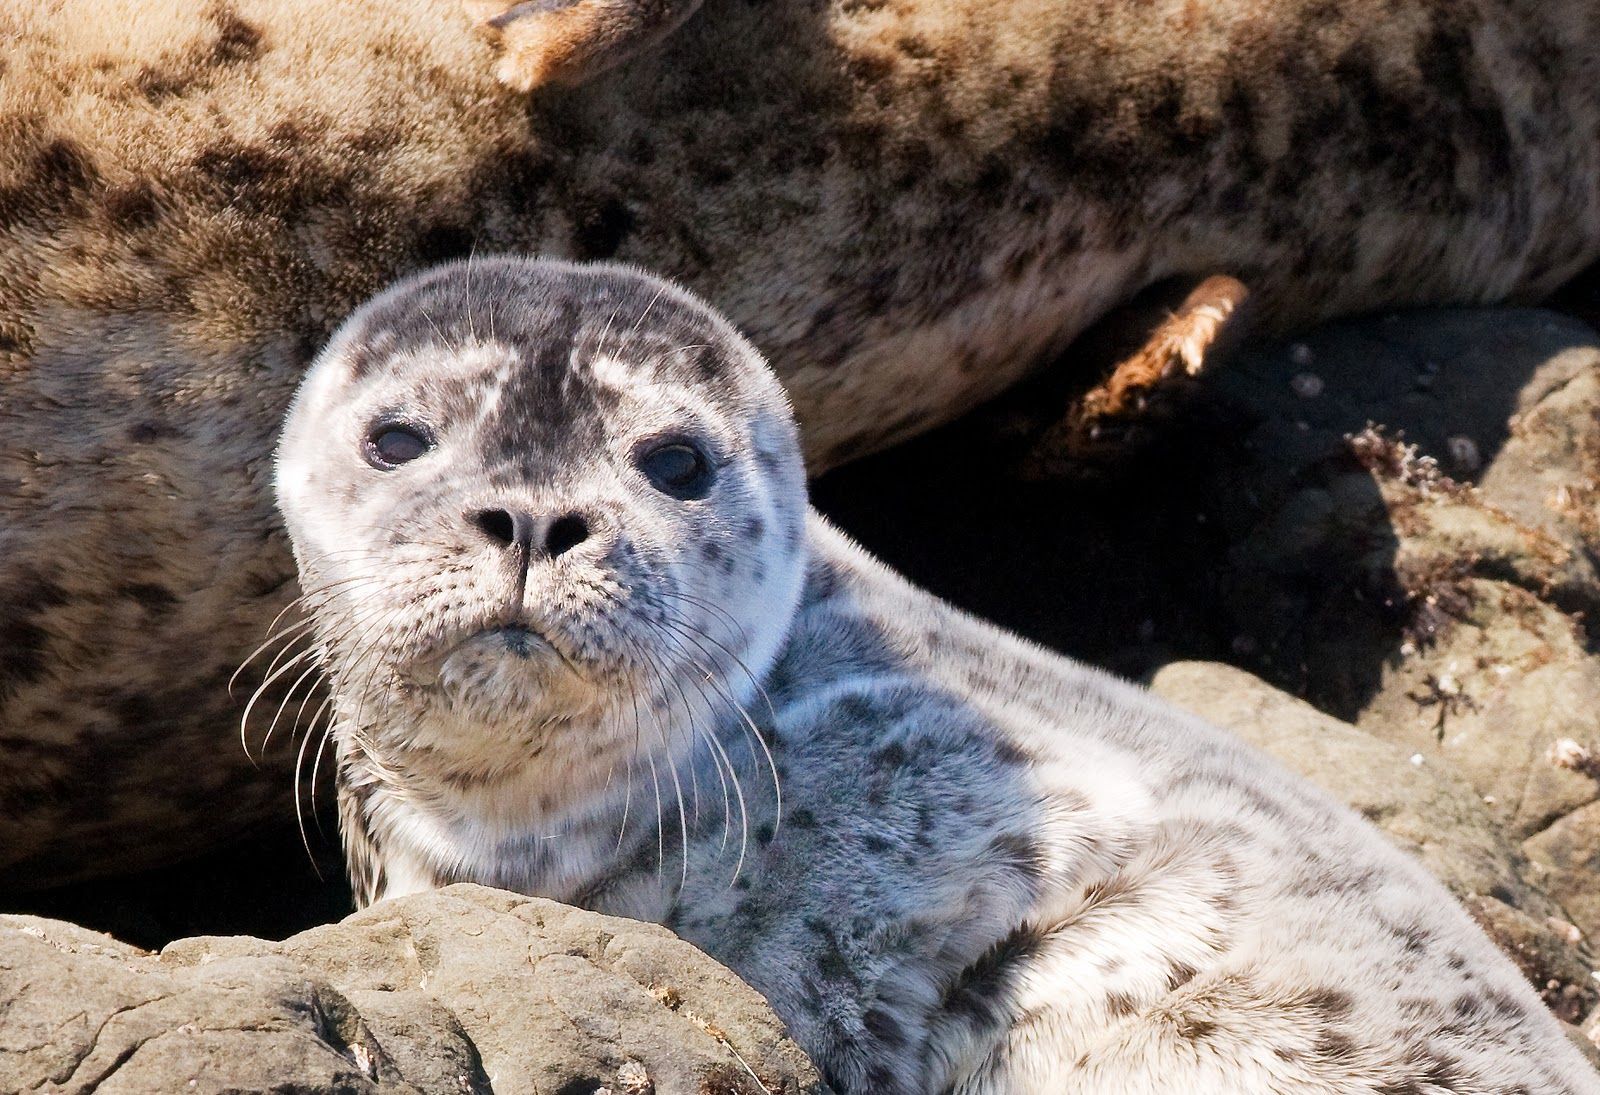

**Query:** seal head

left=275, top=257, right=806, bottom=900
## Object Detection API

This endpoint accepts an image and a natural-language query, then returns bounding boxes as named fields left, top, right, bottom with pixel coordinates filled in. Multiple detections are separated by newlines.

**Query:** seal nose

left=469, top=508, right=590, bottom=559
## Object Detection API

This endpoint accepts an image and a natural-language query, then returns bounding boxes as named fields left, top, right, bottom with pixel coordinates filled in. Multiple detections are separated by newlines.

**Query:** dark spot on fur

left=115, top=692, right=160, bottom=730
left=1165, top=961, right=1198, bottom=992
left=1420, top=1051, right=1462, bottom=1088
left=897, top=34, right=934, bottom=61
left=348, top=122, right=402, bottom=156
left=1105, top=990, right=1138, bottom=1018
left=37, top=138, right=98, bottom=196
left=121, top=583, right=179, bottom=615
left=1451, top=991, right=1483, bottom=1020
left=861, top=1065, right=900, bottom=1094
left=0, top=138, right=99, bottom=227
left=992, top=738, right=1031, bottom=765
left=940, top=924, right=1045, bottom=1027
left=571, top=196, right=635, bottom=260
left=135, top=64, right=186, bottom=102
left=1483, top=988, right=1526, bottom=1022
left=873, top=741, right=907, bottom=767
left=806, top=918, right=855, bottom=982
left=1306, top=987, right=1354, bottom=1018
left=208, top=8, right=264, bottom=66
left=989, top=832, right=1045, bottom=881
left=862, top=1006, right=905, bottom=1048
left=194, top=141, right=279, bottom=189
left=128, top=420, right=182, bottom=443
left=103, top=180, right=159, bottom=228
left=862, top=832, right=891, bottom=853
left=1394, top=922, right=1432, bottom=954
left=688, top=152, right=736, bottom=188
left=416, top=224, right=475, bottom=263
left=1313, top=1029, right=1359, bottom=1061
left=0, top=575, right=68, bottom=698
left=788, top=807, right=817, bottom=829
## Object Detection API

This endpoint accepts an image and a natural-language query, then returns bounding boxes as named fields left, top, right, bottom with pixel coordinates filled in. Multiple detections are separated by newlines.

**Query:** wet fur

left=5, top=0, right=1600, bottom=883
left=281, top=259, right=1600, bottom=1093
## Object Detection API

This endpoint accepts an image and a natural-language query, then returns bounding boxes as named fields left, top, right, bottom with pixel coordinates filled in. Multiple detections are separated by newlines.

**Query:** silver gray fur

left=275, top=258, right=1600, bottom=1094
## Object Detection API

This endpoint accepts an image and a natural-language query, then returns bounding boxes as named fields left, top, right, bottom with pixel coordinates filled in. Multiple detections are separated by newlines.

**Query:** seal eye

left=365, top=424, right=430, bottom=469
left=638, top=441, right=713, bottom=500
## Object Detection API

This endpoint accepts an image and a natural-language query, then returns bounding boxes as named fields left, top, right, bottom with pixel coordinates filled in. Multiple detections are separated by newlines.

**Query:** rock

left=1525, top=801, right=1600, bottom=954
left=0, top=884, right=827, bottom=1095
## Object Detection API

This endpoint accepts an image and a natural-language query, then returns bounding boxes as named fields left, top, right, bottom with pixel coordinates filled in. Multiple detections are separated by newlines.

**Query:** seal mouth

left=465, top=622, right=590, bottom=682
left=484, top=624, right=552, bottom=660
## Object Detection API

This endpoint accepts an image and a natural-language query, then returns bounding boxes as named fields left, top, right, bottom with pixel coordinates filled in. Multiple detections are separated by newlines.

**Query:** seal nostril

left=471, top=508, right=517, bottom=546
left=545, top=514, right=589, bottom=558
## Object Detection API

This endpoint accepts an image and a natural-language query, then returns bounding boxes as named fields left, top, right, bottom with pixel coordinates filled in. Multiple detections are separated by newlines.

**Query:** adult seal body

left=276, top=258, right=1600, bottom=1094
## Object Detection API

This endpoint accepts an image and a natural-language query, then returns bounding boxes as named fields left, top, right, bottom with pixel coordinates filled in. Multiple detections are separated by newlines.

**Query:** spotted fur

left=279, top=259, right=1600, bottom=1094
left=4, top=0, right=1600, bottom=885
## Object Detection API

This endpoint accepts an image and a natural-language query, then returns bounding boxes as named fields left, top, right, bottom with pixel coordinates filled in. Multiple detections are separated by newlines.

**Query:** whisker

left=656, top=613, right=782, bottom=857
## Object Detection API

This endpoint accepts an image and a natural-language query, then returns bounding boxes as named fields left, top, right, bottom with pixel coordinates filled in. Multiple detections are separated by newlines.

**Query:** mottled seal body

left=7, top=0, right=1600, bottom=885
left=276, top=259, right=1600, bottom=1093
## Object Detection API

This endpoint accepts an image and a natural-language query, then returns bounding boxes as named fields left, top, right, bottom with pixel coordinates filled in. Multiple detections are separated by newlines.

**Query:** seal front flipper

left=465, top=0, right=705, bottom=91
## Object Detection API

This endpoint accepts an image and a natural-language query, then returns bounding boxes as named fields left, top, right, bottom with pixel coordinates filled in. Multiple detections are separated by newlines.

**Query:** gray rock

left=0, top=884, right=827, bottom=1095
left=1526, top=800, right=1600, bottom=961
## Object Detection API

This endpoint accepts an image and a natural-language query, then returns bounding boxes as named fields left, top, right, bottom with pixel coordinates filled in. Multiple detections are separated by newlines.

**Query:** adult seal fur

left=6, top=0, right=1600, bottom=886
left=276, top=258, right=1600, bottom=1094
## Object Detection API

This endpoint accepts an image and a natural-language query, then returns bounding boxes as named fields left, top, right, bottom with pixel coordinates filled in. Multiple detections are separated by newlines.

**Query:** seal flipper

left=1022, top=274, right=1254, bottom=476
left=465, top=0, right=705, bottom=91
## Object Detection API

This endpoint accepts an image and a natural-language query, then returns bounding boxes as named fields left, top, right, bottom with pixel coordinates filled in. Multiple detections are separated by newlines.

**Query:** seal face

left=275, top=257, right=807, bottom=901
left=279, top=259, right=1600, bottom=1095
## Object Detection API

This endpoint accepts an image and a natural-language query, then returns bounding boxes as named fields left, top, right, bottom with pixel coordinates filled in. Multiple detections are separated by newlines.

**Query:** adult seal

left=276, top=258, right=1600, bottom=1094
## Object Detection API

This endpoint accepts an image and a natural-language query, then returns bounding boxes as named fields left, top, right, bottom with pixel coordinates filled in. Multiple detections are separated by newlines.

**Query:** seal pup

left=276, top=258, right=1600, bottom=1094
left=8, top=0, right=1600, bottom=886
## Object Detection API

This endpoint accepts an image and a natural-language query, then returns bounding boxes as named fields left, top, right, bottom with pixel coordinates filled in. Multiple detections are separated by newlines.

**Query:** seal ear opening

left=464, top=0, right=706, bottom=92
